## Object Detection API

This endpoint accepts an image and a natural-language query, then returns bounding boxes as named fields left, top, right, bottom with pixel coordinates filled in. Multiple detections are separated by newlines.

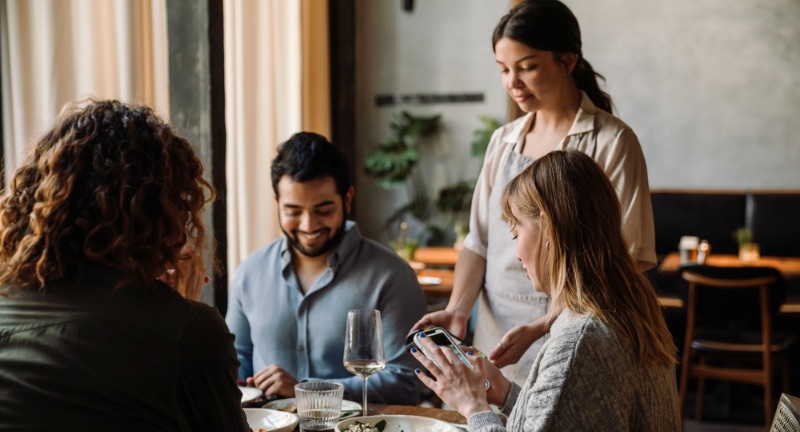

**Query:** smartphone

left=407, top=326, right=473, bottom=369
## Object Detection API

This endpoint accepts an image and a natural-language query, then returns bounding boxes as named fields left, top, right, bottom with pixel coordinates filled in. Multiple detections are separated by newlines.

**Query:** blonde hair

left=501, top=150, right=675, bottom=367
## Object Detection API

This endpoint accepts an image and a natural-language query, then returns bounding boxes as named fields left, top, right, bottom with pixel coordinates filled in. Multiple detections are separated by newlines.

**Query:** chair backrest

left=678, top=265, right=785, bottom=332
left=771, top=393, right=800, bottom=432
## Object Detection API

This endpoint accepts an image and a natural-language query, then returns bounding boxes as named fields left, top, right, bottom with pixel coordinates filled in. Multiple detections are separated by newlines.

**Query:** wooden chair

left=678, top=265, right=795, bottom=426
left=771, top=393, right=800, bottom=432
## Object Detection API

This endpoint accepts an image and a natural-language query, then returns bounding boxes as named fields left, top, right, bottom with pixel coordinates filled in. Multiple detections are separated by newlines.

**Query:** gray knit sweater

left=468, top=310, right=680, bottom=432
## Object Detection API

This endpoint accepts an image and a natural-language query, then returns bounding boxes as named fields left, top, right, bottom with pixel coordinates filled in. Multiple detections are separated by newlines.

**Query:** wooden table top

left=246, top=400, right=467, bottom=430
left=412, top=247, right=458, bottom=268
left=417, top=269, right=454, bottom=299
left=371, top=404, right=466, bottom=425
left=658, top=252, right=800, bottom=279
left=657, top=252, right=800, bottom=314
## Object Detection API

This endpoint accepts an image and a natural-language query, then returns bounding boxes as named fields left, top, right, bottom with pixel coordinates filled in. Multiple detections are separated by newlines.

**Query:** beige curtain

left=0, top=0, right=169, bottom=185
left=300, top=0, right=331, bottom=136
left=224, top=0, right=330, bottom=276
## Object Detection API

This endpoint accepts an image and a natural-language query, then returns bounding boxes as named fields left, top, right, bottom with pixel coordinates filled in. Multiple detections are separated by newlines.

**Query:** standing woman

left=413, top=0, right=656, bottom=385
left=411, top=150, right=679, bottom=431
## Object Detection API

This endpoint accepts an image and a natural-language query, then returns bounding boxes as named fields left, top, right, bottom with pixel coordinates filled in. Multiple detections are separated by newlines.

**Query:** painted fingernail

left=415, top=368, right=421, bottom=374
left=410, top=347, right=417, bottom=353
left=419, top=333, right=426, bottom=338
left=467, top=351, right=473, bottom=356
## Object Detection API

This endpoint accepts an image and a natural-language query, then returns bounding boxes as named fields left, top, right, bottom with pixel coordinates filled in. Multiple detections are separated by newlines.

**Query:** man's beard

left=283, top=219, right=347, bottom=258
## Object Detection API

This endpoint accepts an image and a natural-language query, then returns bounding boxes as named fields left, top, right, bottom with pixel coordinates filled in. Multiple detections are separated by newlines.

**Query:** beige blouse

left=462, top=91, right=656, bottom=385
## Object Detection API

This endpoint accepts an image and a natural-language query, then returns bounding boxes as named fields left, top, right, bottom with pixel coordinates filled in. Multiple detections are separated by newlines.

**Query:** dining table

left=657, top=252, right=800, bottom=279
left=417, top=268, right=455, bottom=299
left=244, top=397, right=468, bottom=431
left=410, top=247, right=458, bottom=301
left=370, top=404, right=467, bottom=425
left=411, top=247, right=459, bottom=268
left=656, top=252, right=800, bottom=314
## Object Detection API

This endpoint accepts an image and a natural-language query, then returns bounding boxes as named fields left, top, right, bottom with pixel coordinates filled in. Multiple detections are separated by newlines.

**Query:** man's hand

left=246, top=364, right=299, bottom=398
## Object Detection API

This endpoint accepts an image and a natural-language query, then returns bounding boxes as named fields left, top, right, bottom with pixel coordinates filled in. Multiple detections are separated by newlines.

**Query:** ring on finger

left=497, top=342, right=508, bottom=350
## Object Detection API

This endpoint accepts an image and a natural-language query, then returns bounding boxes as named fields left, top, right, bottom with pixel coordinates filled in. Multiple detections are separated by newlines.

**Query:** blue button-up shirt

left=225, top=221, right=427, bottom=405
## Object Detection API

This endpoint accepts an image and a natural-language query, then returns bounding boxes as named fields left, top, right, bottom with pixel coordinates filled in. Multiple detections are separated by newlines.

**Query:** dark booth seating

left=647, top=189, right=800, bottom=297
left=651, top=190, right=747, bottom=256
left=748, top=192, right=800, bottom=258
left=648, top=189, right=800, bottom=411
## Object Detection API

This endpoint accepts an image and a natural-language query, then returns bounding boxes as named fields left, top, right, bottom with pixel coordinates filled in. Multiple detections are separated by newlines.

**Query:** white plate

left=335, top=415, right=461, bottom=432
left=264, top=398, right=362, bottom=419
left=239, top=386, right=263, bottom=404
left=417, top=276, right=442, bottom=286
left=244, top=408, right=299, bottom=432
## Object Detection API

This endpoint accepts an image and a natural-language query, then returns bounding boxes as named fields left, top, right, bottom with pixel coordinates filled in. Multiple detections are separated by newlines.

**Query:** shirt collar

left=568, top=91, right=597, bottom=136
left=502, top=91, right=597, bottom=145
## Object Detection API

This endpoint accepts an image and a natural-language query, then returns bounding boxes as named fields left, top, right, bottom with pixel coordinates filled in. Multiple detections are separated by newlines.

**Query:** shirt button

left=298, top=346, right=305, bottom=353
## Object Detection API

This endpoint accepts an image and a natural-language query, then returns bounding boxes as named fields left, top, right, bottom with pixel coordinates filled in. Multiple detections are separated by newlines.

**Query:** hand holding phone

left=406, top=327, right=491, bottom=390
left=408, top=326, right=473, bottom=369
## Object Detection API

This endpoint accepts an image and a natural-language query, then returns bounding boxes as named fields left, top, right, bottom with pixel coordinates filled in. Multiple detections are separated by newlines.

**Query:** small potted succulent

left=733, top=226, right=760, bottom=261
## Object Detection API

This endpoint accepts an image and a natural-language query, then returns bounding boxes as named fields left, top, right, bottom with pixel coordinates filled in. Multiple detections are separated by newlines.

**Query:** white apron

left=472, top=140, right=550, bottom=386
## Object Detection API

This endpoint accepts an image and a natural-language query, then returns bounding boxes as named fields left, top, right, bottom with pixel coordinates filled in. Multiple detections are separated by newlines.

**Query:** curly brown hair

left=0, top=99, right=215, bottom=295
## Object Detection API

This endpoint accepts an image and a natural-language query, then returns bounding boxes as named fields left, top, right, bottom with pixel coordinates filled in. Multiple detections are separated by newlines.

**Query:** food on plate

left=341, top=420, right=387, bottom=432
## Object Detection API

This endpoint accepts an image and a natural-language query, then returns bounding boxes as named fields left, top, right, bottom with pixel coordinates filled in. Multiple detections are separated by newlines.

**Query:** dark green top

left=0, top=268, right=249, bottom=432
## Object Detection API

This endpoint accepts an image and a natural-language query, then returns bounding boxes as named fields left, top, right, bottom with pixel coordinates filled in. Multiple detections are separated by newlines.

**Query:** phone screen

left=414, top=329, right=472, bottom=369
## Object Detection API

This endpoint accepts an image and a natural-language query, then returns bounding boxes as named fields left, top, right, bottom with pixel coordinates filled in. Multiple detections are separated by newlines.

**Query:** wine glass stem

left=362, top=376, right=369, bottom=416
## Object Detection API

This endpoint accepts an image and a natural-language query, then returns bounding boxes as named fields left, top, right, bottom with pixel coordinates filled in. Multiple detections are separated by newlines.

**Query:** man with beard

left=225, top=132, right=427, bottom=405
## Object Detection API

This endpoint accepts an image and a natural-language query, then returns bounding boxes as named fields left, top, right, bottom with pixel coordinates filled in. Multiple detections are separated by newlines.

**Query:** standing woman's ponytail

left=573, top=57, right=613, bottom=114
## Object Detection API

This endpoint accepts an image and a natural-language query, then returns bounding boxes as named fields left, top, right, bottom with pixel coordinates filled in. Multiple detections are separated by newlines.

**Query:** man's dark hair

left=270, top=132, right=351, bottom=198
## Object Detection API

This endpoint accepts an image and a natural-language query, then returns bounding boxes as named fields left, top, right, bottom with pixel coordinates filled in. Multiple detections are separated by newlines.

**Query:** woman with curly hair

left=0, top=99, right=249, bottom=431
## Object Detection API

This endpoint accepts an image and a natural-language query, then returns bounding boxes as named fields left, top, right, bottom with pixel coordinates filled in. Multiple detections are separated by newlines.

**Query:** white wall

left=355, top=0, right=508, bottom=242
left=355, top=0, right=800, bottom=243
left=571, top=0, right=800, bottom=189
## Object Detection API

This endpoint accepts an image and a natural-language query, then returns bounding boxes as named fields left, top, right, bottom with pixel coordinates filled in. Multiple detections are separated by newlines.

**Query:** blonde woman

left=411, top=150, right=679, bottom=431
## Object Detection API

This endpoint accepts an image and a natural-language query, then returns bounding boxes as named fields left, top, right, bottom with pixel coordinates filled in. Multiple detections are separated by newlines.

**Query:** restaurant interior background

left=355, top=0, right=800, bottom=248
left=2, top=1, right=799, bottom=428
left=2, top=0, right=799, bottom=304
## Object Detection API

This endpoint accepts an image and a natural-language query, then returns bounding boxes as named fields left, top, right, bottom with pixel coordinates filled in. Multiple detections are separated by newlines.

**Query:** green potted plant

left=365, top=111, right=441, bottom=250
left=364, top=113, right=500, bottom=249
left=733, top=226, right=760, bottom=261
left=437, top=115, right=500, bottom=249
left=470, top=115, right=501, bottom=161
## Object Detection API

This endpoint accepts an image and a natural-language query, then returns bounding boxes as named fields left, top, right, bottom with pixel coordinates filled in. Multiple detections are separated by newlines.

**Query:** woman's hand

left=410, top=310, right=470, bottom=340
left=410, top=335, right=493, bottom=419
left=488, top=321, right=546, bottom=368
left=158, top=243, right=210, bottom=300
left=461, top=346, right=513, bottom=407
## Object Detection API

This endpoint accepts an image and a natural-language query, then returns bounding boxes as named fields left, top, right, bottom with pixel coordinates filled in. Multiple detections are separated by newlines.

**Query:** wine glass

left=343, top=309, right=385, bottom=416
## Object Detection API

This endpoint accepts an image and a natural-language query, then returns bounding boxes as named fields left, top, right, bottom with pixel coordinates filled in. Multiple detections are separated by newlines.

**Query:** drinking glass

left=295, top=381, right=344, bottom=431
left=343, top=309, right=385, bottom=416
